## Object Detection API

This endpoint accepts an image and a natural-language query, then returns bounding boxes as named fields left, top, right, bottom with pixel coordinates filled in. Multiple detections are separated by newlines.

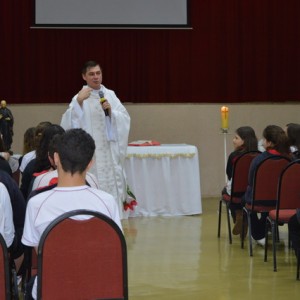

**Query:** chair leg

left=225, top=204, right=232, bottom=244
left=264, top=219, right=269, bottom=262
left=297, top=249, right=300, bottom=280
left=247, top=211, right=253, bottom=256
left=276, top=224, right=280, bottom=243
left=241, top=208, right=246, bottom=249
left=11, top=268, right=19, bottom=300
left=9, top=259, right=20, bottom=300
left=217, top=200, right=222, bottom=238
left=272, top=221, right=277, bottom=272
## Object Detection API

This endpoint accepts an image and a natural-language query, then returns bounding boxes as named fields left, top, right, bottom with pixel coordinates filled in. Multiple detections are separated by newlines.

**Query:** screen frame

left=31, top=0, right=191, bottom=29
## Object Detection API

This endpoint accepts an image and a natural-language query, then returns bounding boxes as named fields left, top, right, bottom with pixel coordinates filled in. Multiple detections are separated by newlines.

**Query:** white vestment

left=61, top=85, right=130, bottom=217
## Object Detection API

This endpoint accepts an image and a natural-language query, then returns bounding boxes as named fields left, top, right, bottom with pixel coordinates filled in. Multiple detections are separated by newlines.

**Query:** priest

left=61, top=60, right=131, bottom=217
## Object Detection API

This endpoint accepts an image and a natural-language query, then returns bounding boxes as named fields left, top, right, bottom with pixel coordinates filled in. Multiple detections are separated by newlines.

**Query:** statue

left=0, top=100, right=14, bottom=151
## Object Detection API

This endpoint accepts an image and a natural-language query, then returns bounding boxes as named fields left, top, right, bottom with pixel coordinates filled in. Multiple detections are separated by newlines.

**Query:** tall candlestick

left=221, top=106, right=229, bottom=130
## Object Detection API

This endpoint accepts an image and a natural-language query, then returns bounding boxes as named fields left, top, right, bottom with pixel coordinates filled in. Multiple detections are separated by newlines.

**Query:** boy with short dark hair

left=22, top=128, right=122, bottom=300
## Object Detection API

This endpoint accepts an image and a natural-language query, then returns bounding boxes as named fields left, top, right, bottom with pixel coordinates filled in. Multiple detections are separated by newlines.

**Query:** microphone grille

left=99, top=91, right=104, bottom=98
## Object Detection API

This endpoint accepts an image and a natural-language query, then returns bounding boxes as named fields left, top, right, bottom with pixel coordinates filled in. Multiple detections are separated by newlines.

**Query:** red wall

left=1, top=1, right=300, bottom=103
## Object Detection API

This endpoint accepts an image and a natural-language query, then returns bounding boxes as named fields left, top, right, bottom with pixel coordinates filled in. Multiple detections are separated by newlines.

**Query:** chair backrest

left=252, top=155, right=291, bottom=207
left=276, top=159, right=300, bottom=211
left=37, top=209, right=128, bottom=300
left=231, top=151, right=261, bottom=197
left=0, top=233, right=11, bottom=300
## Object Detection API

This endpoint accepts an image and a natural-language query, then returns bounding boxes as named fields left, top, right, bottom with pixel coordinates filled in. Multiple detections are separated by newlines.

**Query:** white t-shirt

left=0, top=153, right=19, bottom=173
left=32, top=170, right=99, bottom=191
left=21, top=185, right=122, bottom=300
left=0, top=182, right=15, bottom=247
left=9, top=156, right=19, bottom=173
left=19, top=150, right=36, bottom=172
left=258, top=139, right=265, bottom=152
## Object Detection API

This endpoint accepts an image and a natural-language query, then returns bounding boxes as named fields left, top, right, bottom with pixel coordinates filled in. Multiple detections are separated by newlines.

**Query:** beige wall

left=10, top=103, right=300, bottom=197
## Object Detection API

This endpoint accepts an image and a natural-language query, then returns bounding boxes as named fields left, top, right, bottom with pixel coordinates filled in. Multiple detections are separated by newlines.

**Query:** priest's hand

left=77, top=87, right=93, bottom=106
left=101, top=99, right=112, bottom=117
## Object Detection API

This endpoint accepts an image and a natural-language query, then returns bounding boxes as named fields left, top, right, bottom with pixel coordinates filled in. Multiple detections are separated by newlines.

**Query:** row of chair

left=263, top=159, right=300, bottom=272
left=218, top=151, right=300, bottom=279
left=1, top=210, right=128, bottom=300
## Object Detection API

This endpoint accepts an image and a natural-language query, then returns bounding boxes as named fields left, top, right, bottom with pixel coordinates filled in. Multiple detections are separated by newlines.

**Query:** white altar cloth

left=125, top=144, right=202, bottom=217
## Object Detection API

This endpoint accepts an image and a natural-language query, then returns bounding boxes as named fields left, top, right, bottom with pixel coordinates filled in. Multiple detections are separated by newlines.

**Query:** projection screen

left=33, top=0, right=190, bottom=28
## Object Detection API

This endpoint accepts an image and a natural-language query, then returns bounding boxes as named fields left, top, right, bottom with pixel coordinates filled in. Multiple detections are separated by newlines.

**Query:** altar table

left=125, top=144, right=202, bottom=217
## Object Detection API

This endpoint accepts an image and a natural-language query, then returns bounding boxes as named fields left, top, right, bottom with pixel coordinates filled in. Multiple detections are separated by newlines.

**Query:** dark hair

left=22, top=127, right=36, bottom=154
left=263, top=125, right=290, bottom=155
left=81, top=60, right=101, bottom=74
left=286, top=123, right=300, bottom=149
left=236, top=126, right=258, bottom=152
left=56, top=129, right=95, bottom=175
left=34, top=124, right=65, bottom=172
left=34, top=121, right=52, bottom=149
left=48, top=134, right=60, bottom=160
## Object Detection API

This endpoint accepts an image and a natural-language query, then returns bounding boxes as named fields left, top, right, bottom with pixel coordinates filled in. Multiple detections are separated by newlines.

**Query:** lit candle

left=221, top=106, right=229, bottom=130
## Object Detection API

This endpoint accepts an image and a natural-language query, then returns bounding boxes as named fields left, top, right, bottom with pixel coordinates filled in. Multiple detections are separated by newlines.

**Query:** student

left=0, top=150, right=13, bottom=176
left=20, top=124, right=64, bottom=200
left=18, top=127, right=36, bottom=167
left=222, top=126, right=258, bottom=236
left=0, top=180, right=24, bottom=274
left=22, top=128, right=122, bottom=300
left=285, top=123, right=300, bottom=160
left=0, top=135, right=19, bottom=174
left=244, top=125, right=290, bottom=246
left=19, top=122, right=52, bottom=173
left=0, top=182, right=15, bottom=247
left=31, top=134, right=99, bottom=191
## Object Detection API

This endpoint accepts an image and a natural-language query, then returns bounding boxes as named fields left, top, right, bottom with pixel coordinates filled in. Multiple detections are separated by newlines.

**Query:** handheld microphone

left=99, top=91, right=109, bottom=116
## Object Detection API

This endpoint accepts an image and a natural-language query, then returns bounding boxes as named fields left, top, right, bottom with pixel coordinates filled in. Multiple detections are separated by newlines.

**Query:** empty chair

left=37, top=209, right=128, bottom=300
left=264, top=160, right=300, bottom=272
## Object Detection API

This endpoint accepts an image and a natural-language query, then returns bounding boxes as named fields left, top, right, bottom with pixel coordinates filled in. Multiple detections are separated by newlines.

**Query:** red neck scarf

left=267, top=149, right=281, bottom=155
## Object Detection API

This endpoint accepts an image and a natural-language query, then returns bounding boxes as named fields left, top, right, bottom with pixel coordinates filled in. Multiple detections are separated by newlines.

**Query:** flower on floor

left=123, top=185, right=138, bottom=211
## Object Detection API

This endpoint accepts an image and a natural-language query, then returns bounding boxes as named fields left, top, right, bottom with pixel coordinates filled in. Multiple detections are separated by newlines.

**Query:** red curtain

left=1, top=0, right=300, bottom=103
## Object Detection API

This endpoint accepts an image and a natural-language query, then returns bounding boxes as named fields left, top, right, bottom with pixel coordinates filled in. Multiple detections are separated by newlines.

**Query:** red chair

left=218, top=151, right=260, bottom=243
left=241, top=155, right=291, bottom=256
left=37, top=209, right=128, bottom=300
left=264, top=159, right=300, bottom=272
left=0, top=233, right=11, bottom=300
left=0, top=233, right=19, bottom=300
